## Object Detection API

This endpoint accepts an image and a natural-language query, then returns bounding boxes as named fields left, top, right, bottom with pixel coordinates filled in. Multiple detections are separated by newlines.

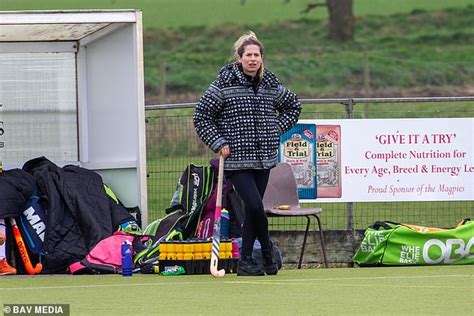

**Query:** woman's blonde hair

left=232, top=31, right=264, bottom=80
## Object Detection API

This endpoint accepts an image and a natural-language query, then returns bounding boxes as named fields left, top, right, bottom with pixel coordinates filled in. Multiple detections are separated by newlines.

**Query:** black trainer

left=237, top=256, right=265, bottom=276
left=262, top=250, right=278, bottom=275
left=262, top=241, right=279, bottom=275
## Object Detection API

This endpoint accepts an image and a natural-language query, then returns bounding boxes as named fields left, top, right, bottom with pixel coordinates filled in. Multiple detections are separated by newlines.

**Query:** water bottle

left=220, top=208, right=230, bottom=239
left=121, top=240, right=133, bottom=277
left=231, top=239, right=240, bottom=258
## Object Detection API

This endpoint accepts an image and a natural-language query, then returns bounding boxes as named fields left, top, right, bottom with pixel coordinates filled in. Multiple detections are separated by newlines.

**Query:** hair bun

left=247, top=31, right=257, bottom=39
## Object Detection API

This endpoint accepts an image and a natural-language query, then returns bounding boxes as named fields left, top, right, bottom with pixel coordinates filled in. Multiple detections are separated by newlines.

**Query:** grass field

left=141, top=6, right=474, bottom=101
left=1, top=265, right=472, bottom=315
left=1, top=0, right=473, bottom=100
left=1, top=0, right=473, bottom=29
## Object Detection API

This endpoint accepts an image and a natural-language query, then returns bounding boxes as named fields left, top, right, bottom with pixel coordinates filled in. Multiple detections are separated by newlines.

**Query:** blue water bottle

left=121, top=241, right=133, bottom=277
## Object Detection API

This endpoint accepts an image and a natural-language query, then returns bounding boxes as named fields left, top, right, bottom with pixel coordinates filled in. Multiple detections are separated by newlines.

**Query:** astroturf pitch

left=1, top=265, right=472, bottom=315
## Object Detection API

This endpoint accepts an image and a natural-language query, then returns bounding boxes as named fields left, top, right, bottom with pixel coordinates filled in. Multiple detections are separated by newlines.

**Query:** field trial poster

left=298, top=118, right=473, bottom=202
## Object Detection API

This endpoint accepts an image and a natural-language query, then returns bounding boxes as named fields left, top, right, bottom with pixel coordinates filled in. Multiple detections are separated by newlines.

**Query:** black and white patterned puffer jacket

left=193, top=63, right=301, bottom=170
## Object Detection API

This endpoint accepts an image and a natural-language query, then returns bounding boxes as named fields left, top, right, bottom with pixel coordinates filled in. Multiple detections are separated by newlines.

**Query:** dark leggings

left=226, top=169, right=271, bottom=257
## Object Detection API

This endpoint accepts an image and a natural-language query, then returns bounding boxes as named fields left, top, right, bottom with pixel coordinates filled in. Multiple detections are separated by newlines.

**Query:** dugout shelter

left=0, top=10, right=148, bottom=224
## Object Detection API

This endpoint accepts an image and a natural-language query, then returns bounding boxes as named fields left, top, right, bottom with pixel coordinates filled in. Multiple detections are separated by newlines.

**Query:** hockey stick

left=210, top=155, right=225, bottom=277
left=10, top=218, right=42, bottom=275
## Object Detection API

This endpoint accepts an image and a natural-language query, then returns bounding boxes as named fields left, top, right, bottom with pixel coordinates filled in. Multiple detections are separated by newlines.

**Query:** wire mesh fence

left=145, top=97, right=474, bottom=230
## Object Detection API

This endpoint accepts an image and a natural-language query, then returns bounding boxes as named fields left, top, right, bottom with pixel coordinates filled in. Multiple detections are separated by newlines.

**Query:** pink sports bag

left=69, top=232, right=135, bottom=274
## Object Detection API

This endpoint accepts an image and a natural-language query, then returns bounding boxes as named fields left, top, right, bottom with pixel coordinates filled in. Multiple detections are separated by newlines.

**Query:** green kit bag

left=353, top=219, right=474, bottom=266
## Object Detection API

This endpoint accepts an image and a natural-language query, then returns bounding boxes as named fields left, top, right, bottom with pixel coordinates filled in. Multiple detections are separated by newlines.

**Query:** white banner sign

left=300, top=118, right=473, bottom=202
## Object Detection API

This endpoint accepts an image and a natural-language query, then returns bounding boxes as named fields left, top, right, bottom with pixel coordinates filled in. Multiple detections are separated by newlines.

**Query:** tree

left=325, top=0, right=355, bottom=41
left=301, top=0, right=355, bottom=41
left=242, top=0, right=355, bottom=42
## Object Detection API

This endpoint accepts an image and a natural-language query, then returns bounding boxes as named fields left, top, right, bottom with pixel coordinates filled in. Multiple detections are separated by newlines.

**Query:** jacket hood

left=0, top=169, right=36, bottom=218
left=217, top=63, right=281, bottom=88
left=22, top=156, right=57, bottom=175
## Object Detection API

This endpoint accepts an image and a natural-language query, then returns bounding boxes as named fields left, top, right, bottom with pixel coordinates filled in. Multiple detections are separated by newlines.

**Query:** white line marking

left=330, top=283, right=472, bottom=290
left=0, top=274, right=470, bottom=291
left=271, top=274, right=474, bottom=282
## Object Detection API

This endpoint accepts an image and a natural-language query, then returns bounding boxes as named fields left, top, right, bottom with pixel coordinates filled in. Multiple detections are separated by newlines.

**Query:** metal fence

left=145, top=96, right=474, bottom=230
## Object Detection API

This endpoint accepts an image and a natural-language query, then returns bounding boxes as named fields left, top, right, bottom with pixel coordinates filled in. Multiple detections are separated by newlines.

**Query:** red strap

left=69, top=261, right=86, bottom=274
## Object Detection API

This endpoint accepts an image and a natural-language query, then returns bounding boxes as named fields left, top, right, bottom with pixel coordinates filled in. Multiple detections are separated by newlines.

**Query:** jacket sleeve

left=274, top=85, right=302, bottom=134
left=193, top=83, right=227, bottom=152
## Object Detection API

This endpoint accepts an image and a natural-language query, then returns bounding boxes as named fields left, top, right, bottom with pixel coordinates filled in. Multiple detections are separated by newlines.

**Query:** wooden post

left=363, top=51, right=371, bottom=118
left=159, top=61, right=167, bottom=103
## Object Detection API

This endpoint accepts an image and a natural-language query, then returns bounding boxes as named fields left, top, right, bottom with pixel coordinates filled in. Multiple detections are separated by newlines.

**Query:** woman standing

left=193, top=31, right=301, bottom=276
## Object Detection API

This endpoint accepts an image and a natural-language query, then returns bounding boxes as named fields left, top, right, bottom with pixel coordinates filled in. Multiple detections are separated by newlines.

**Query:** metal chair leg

left=298, top=215, right=311, bottom=269
left=312, top=214, right=328, bottom=268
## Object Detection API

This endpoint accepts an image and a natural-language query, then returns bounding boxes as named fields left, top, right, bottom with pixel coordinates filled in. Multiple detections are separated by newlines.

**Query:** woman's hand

left=220, top=145, right=230, bottom=158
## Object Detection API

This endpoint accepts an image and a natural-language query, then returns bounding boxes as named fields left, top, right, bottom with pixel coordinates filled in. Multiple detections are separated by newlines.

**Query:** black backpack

left=135, top=163, right=215, bottom=264
left=171, top=163, right=216, bottom=238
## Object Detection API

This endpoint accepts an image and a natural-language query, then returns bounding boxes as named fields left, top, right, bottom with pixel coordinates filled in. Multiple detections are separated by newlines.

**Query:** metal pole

left=342, top=98, right=357, bottom=255
left=145, top=96, right=474, bottom=110
left=342, top=98, right=355, bottom=231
